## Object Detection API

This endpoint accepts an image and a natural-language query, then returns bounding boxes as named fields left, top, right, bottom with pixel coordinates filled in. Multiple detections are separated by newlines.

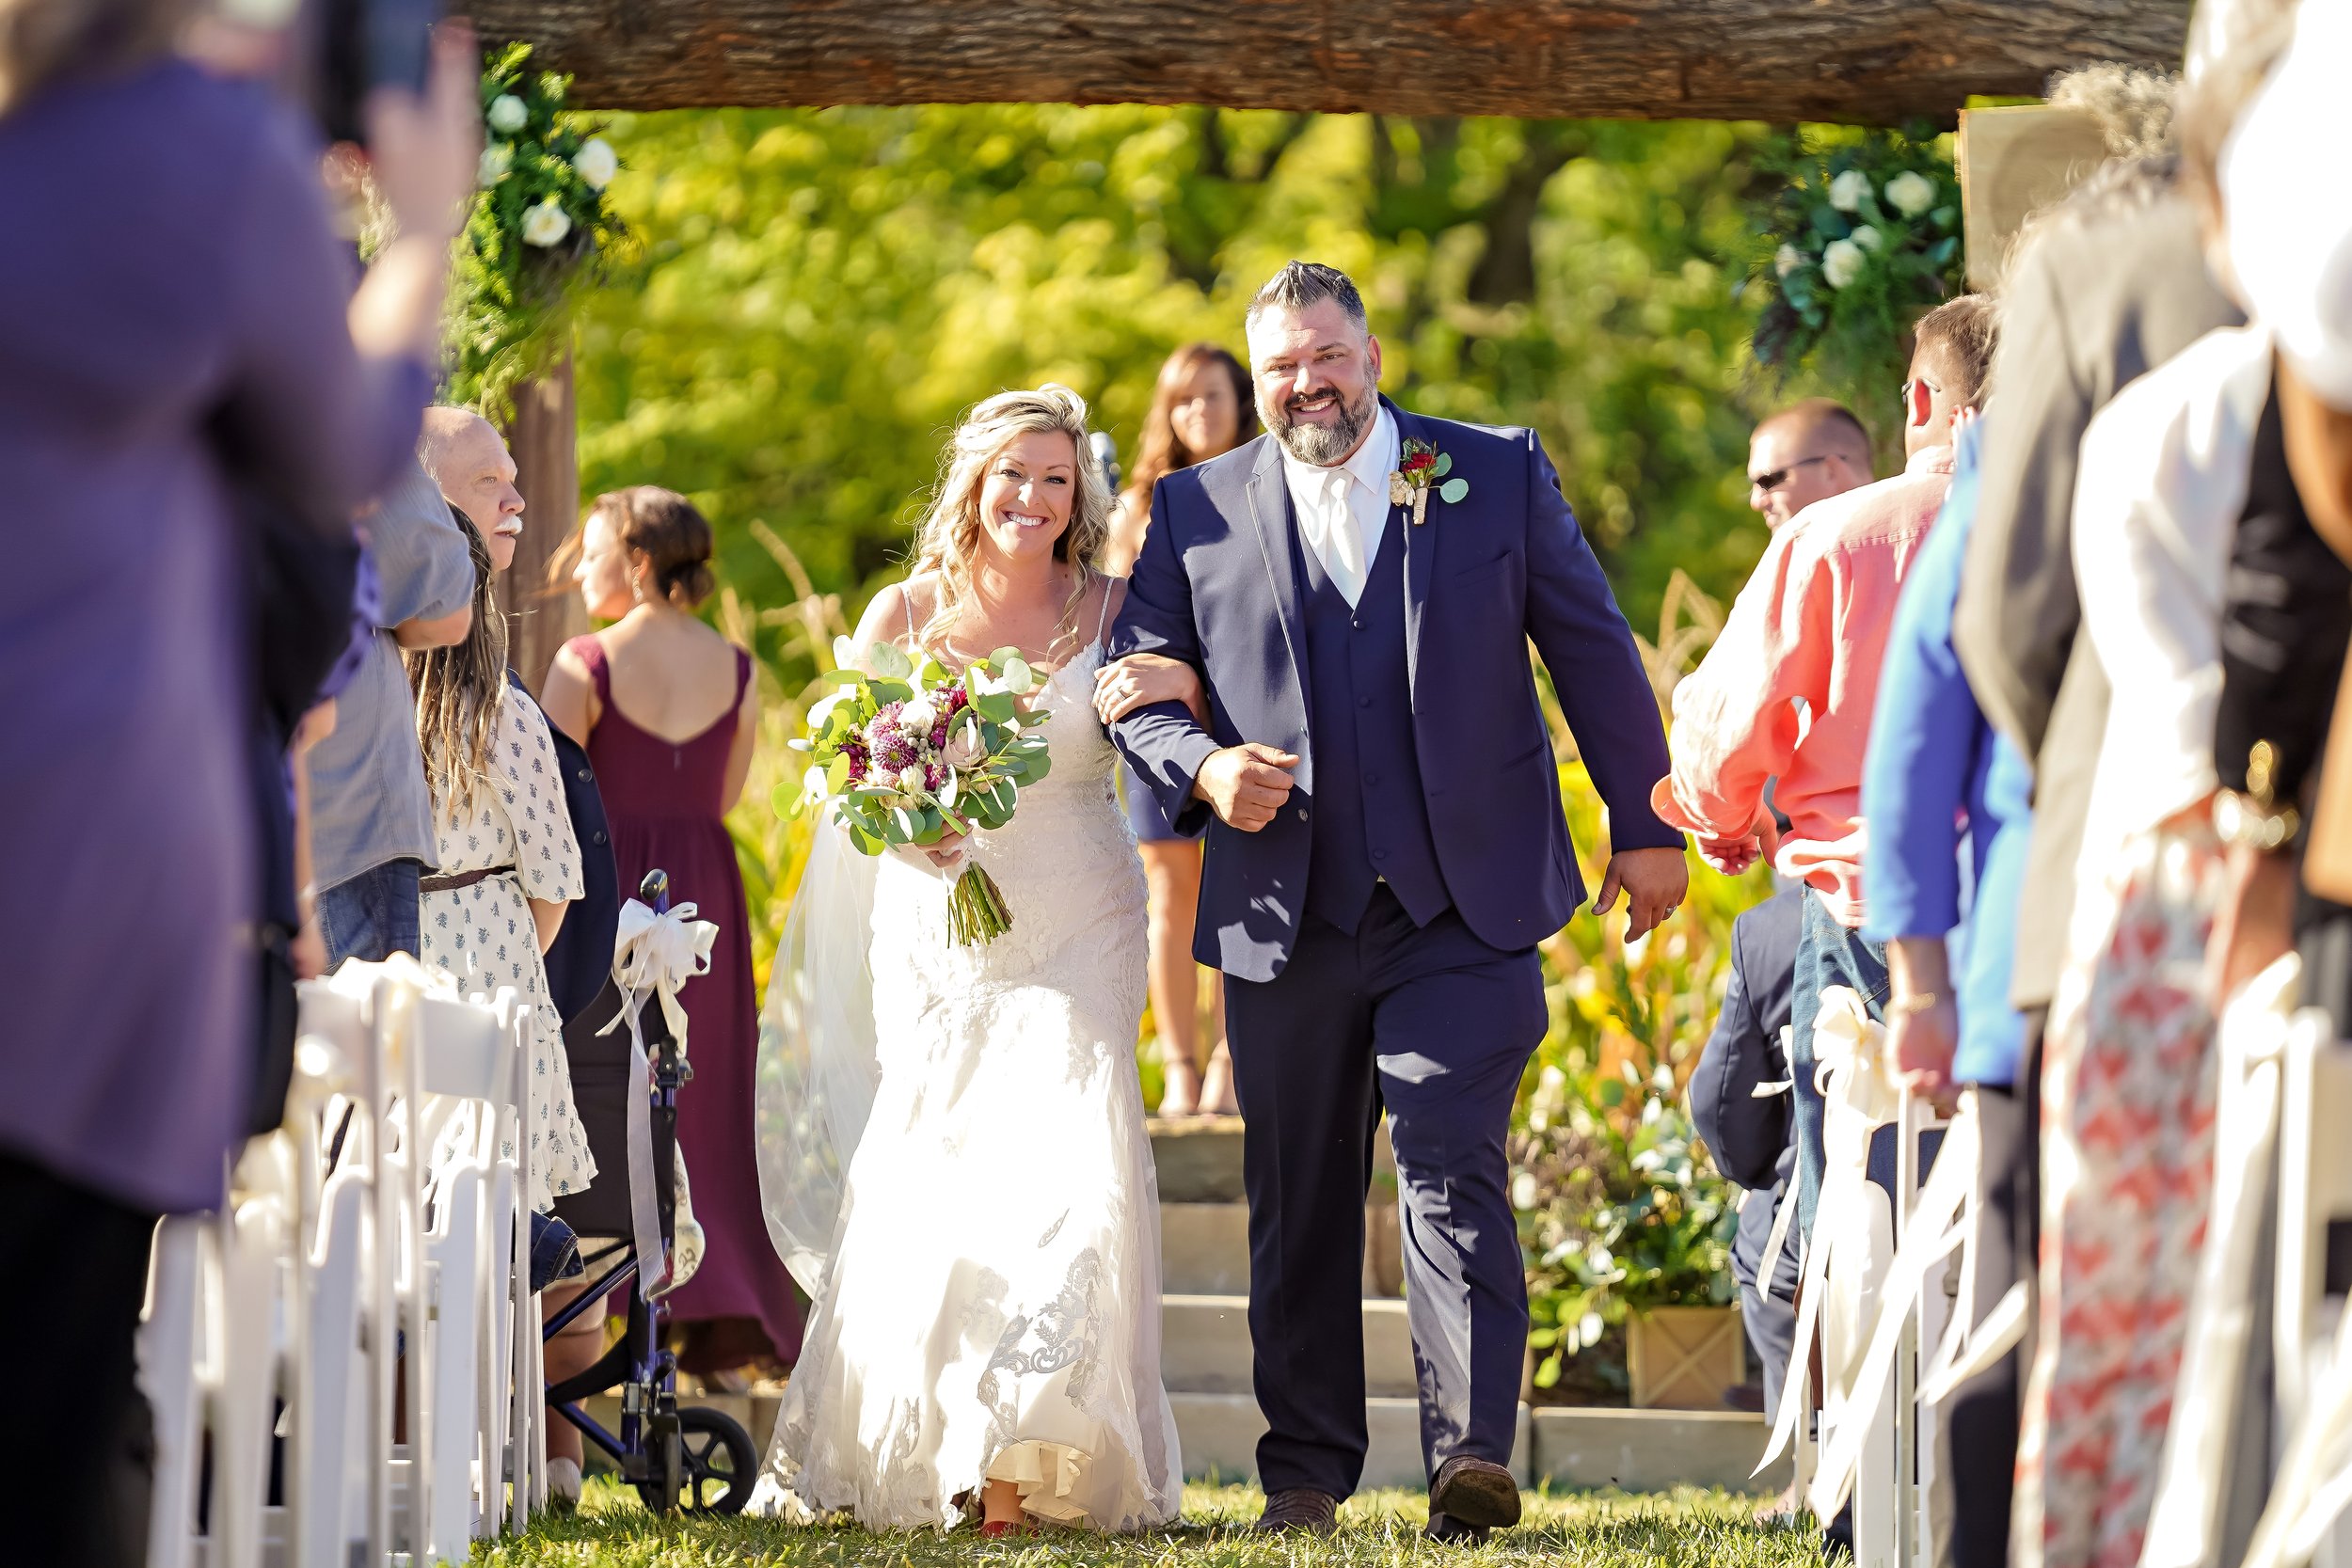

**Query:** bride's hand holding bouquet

left=787, top=636, right=1052, bottom=946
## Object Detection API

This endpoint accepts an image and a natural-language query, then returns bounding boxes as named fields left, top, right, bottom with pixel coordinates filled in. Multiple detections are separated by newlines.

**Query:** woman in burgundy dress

left=542, top=485, right=803, bottom=1381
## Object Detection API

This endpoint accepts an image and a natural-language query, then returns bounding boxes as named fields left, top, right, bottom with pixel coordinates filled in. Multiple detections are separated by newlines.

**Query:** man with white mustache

left=1111, top=261, right=1686, bottom=1542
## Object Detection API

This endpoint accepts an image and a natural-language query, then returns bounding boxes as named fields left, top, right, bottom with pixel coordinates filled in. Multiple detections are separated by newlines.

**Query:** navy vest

left=1295, top=498, right=1451, bottom=934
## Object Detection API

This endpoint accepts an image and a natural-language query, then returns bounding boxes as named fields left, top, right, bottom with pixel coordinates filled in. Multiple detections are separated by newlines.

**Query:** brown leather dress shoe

left=1255, top=1488, right=1341, bottom=1534
left=1429, top=1455, right=1521, bottom=1530
left=1424, top=1511, right=1489, bottom=1544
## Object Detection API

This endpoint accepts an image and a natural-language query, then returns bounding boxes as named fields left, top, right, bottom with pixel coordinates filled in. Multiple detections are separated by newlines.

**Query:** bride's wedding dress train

left=748, top=643, right=1181, bottom=1531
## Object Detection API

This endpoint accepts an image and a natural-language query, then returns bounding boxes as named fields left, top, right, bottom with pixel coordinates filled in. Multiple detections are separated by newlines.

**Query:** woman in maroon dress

left=542, top=486, right=803, bottom=1381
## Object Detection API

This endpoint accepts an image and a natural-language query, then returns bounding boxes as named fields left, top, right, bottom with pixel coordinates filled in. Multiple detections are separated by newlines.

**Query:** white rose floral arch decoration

left=443, top=41, right=631, bottom=419
left=1744, top=122, right=1965, bottom=403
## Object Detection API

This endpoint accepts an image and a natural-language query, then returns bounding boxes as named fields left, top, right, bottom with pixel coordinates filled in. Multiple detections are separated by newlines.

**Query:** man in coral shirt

left=1653, top=295, right=1998, bottom=1228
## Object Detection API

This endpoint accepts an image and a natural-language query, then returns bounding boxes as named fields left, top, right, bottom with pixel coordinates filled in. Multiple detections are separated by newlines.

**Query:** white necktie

left=1320, top=466, right=1368, bottom=606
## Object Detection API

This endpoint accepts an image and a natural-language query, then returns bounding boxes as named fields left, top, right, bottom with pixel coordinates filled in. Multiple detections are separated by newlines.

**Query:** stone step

left=1171, top=1392, right=1533, bottom=1490
left=1162, top=1293, right=1419, bottom=1398
left=1148, top=1116, right=1397, bottom=1206
left=1159, top=1200, right=1405, bottom=1298
left=1147, top=1116, right=1248, bottom=1203
left=1159, top=1201, right=1251, bottom=1295
left=1526, top=1406, right=1784, bottom=1494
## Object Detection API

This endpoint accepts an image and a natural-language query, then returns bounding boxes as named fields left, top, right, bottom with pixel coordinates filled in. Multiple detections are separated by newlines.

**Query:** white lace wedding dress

left=747, top=639, right=1182, bottom=1532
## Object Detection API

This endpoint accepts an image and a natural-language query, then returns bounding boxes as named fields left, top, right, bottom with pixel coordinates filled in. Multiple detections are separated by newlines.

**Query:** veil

left=754, top=819, right=881, bottom=1298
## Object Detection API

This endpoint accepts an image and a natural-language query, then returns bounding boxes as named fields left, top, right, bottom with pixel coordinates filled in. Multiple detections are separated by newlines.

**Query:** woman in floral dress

left=406, top=515, right=592, bottom=1211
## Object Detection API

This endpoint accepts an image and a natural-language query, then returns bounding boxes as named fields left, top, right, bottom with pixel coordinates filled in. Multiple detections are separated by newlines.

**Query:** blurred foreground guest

left=1684, top=885, right=1802, bottom=1491
left=1653, top=296, right=1995, bottom=1231
left=1856, top=414, right=2033, bottom=1568
left=1103, top=342, right=1255, bottom=1117
left=1744, top=399, right=1874, bottom=531
left=1952, top=93, right=2240, bottom=1128
left=2202, top=0, right=2352, bottom=1029
left=1975, top=27, right=2296, bottom=1568
left=0, top=8, right=478, bottom=1561
left=542, top=488, right=803, bottom=1381
left=2013, top=325, right=2273, bottom=1568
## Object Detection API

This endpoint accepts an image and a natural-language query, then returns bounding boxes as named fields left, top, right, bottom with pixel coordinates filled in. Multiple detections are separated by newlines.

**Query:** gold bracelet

left=1886, top=990, right=1943, bottom=1018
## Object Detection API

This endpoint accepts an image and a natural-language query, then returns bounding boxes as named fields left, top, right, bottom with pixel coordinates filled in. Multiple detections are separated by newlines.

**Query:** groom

left=1109, top=262, right=1686, bottom=1538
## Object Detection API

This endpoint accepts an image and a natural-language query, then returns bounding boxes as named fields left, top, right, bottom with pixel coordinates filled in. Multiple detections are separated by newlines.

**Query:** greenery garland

left=443, top=42, right=629, bottom=420
left=1744, top=122, right=1965, bottom=399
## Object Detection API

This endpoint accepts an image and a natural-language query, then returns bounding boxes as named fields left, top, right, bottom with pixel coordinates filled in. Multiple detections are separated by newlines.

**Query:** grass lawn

left=470, top=1481, right=1823, bottom=1566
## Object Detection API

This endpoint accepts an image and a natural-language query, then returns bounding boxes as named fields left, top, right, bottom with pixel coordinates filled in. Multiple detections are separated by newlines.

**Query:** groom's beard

left=1263, top=383, right=1375, bottom=467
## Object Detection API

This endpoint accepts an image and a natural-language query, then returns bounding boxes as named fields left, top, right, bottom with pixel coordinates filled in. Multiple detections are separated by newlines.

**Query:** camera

left=310, top=0, right=439, bottom=144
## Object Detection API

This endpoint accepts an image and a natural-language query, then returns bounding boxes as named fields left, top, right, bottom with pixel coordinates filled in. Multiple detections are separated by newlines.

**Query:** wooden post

left=502, top=351, right=585, bottom=696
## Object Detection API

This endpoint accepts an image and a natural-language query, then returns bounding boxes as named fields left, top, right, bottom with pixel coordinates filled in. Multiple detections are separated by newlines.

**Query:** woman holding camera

left=0, top=7, right=479, bottom=1559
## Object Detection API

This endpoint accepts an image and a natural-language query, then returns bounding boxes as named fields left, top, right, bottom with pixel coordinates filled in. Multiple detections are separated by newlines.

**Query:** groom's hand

left=1192, top=743, right=1299, bottom=832
left=1595, top=846, right=1690, bottom=942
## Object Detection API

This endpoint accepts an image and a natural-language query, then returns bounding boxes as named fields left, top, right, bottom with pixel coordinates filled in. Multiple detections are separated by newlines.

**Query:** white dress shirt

left=1279, top=403, right=1399, bottom=607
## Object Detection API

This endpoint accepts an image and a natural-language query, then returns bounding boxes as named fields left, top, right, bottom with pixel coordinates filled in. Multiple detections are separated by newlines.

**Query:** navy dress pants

left=1222, top=886, right=1547, bottom=1498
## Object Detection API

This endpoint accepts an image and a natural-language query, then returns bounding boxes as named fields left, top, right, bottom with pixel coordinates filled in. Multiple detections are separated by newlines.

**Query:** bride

left=750, top=386, right=1201, bottom=1535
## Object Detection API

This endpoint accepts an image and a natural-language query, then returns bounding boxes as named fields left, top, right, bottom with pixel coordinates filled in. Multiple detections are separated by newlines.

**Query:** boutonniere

left=1387, top=438, right=1470, bottom=525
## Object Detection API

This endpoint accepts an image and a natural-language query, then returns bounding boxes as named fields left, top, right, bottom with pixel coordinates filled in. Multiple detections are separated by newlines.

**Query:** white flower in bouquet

left=1828, top=167, right=1873, bottom=213
left=900, top=693, right=938, bottom=733
left=1774, top=243, right=1803, bottom=278
left=1851, top=225, right=1884, bottom=252
left=572, top=137, right=618, bottom=191
left=521, top=197, right=573, bottom=248
left=478, top=141, right=513, bottom=186
left=487, top=93, right=530, bottom=135
left=1821, top=237, right=1867, bottom=288
left=943, top=715, right=985, bottom=770
left=897, top=765, right=926, bottom=794
left=1884, top=170, right=1937, bottom=218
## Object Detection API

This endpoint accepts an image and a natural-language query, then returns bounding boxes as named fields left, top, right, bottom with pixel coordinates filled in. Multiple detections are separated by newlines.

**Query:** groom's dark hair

left=1248, top=261, right=1368, bottom=335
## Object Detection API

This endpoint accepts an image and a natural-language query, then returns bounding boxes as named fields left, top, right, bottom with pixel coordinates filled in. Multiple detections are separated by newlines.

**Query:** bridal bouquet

left=787, top=638, right=1053, bottom=945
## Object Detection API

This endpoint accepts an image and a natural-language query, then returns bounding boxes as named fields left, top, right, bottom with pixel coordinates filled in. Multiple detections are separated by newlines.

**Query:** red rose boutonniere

left=1387, top=438, right=1470, bottom=525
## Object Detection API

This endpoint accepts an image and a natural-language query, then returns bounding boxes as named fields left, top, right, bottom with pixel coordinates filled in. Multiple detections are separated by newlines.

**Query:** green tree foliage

left=575, top=106, right=1800, bottom=658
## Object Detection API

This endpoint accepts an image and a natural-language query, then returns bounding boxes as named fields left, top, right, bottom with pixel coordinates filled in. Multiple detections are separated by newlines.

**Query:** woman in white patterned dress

left=751, top=388, right=1200, bottom=1535
left=406, top=514, right=593, bottom=1210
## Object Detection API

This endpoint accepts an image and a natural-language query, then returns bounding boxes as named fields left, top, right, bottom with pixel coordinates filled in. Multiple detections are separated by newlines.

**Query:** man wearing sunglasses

left=1747, top=400, right=1875, bottom=530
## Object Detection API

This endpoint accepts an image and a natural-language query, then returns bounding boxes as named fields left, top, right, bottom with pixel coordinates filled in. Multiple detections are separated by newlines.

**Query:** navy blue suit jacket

left=1108, top=400, right=1679, bottom=981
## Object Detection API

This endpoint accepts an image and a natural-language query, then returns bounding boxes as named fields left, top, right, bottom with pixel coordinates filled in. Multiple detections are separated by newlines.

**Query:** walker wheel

left=633, top=1404, right=756, bottom=1514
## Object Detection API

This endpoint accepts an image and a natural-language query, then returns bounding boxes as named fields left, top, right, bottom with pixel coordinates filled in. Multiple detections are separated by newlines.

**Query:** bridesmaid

left=1102, top=343, right=1255, bottom=1117
left=541, top=486, right=803, bottom=1384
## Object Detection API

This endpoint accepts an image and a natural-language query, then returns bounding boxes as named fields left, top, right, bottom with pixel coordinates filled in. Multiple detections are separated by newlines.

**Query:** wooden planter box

left=1628, top=1305, right=1746, bottom=1411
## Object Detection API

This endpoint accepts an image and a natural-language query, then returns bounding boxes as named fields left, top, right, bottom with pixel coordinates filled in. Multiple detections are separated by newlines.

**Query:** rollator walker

left=545, top=868, right=756, bottom=1513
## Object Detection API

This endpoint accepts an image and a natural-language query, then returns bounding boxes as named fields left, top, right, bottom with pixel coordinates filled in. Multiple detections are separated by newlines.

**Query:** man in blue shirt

left=1859, top=414, right=2033, bottom=1568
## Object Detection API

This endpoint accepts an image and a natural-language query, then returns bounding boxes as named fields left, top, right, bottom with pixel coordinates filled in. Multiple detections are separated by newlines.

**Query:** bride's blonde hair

left=909, top=385, right=1112, bottom=653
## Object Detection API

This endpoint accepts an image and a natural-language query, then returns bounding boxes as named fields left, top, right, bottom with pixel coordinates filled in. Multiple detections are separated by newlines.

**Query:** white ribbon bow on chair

left=598, top=897, right=720, bottom=1296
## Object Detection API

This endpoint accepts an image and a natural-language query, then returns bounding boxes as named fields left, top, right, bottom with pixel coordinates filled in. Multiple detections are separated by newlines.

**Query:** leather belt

left=420, top=863, right=516, bottom=895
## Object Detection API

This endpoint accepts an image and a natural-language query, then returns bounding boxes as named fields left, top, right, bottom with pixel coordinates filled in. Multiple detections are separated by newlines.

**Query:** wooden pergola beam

left=469, top=0, right=2189, bottom=126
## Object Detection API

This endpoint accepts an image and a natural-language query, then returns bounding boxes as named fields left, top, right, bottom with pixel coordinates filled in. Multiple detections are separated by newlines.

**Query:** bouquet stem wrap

left=947, top=863, right=1012, bottom=947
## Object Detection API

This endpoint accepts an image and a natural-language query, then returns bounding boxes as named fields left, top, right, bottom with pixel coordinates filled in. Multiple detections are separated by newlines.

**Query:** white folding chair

left=138, top=1215, right=206, bottom=1568
left=2240, top=991, right=2352, bottom=1568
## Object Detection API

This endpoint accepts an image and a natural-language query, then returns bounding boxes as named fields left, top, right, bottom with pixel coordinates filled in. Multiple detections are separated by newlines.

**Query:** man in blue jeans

left=308, top=454, right=475, bottom=963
